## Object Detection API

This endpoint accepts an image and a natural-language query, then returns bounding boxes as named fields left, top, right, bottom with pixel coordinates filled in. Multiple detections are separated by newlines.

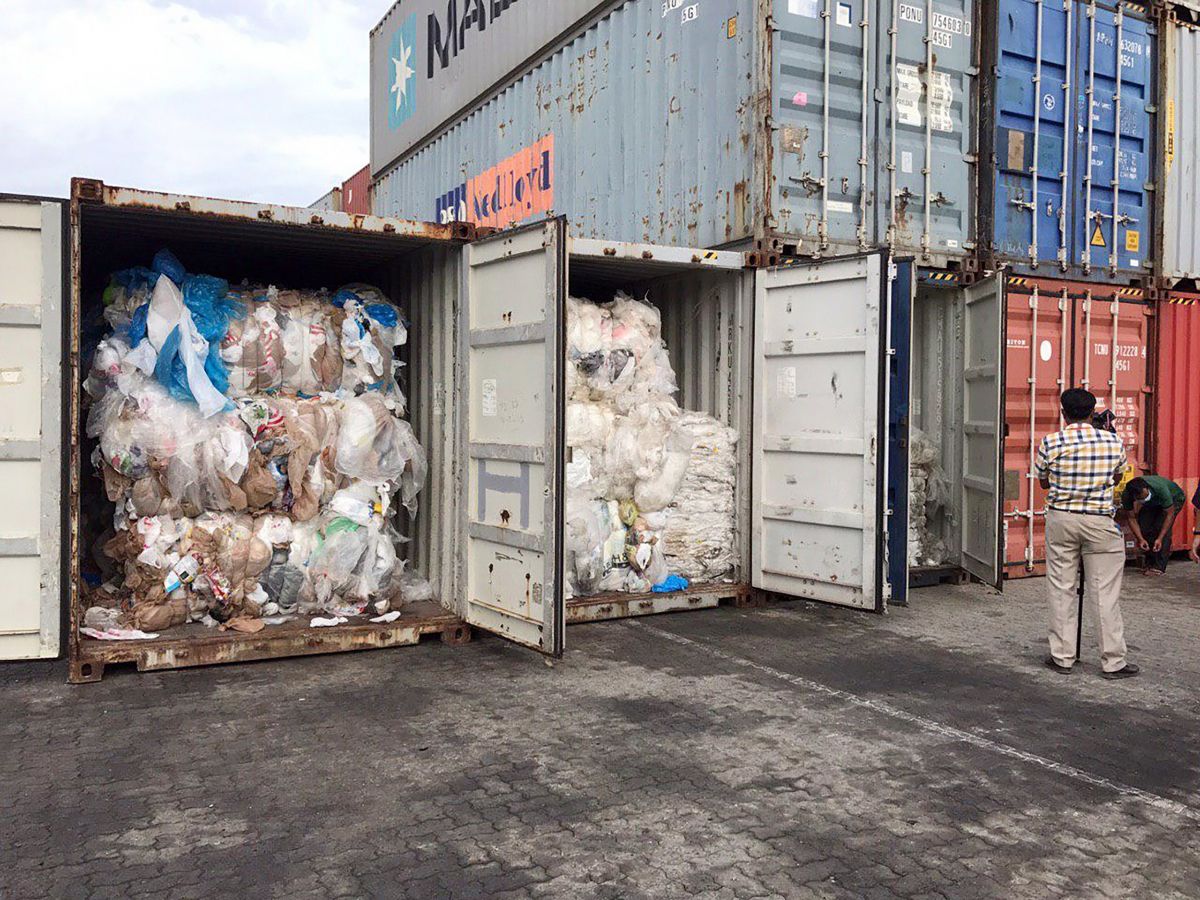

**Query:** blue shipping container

left=983, top=0, right=1156, bottom=281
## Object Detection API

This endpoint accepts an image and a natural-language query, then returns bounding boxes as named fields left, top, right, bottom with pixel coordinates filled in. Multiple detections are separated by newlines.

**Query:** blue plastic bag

left=364, top=303, right=399, bottom=328
left=152, top=249, right=187, bottom=285
left=153, top=325, right=233, bottom=413
left=652, top=574, right=689, bottom=594
left=111, top=266, right=159, bottom=296
left=127, top=302, right=150, bottom=345
left=182, top=274, right=242, bottom=342
left=332, top=289, right=360, bottom=309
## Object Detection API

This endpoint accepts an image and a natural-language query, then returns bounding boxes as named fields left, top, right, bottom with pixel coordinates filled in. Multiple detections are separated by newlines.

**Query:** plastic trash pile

left=908, top=427, right=950, bottom=567
left=81, top=249, right=431, bottom=636
left=564, top=293, right=738, bottom=596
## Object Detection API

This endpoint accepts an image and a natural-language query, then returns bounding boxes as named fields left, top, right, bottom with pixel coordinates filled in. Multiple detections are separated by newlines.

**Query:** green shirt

left=1127, top=475, right=1186, bottom=510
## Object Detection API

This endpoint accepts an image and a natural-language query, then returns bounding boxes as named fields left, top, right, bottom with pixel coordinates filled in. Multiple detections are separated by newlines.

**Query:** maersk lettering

left=428, top=0, right=521, bottom=78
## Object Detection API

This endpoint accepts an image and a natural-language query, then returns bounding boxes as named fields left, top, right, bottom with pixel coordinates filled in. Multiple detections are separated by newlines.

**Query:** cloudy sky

left=1, top=0, right=385, bottom=206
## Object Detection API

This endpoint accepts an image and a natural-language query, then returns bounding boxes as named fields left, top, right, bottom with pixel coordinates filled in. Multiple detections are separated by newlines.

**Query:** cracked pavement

left=4, top=565, right=1199, bottom=898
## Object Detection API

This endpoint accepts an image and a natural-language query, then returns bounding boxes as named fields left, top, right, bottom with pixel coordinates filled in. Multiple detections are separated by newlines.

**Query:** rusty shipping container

left=341, top=165, right=371, bottom=216
left=370, top=0, right=979, bottom=267
left=1151, top=293, right=1200, bottom=553
left=1001, top=275, right=1152, bottom=578
left=15, top=179, right=1009, bottom=675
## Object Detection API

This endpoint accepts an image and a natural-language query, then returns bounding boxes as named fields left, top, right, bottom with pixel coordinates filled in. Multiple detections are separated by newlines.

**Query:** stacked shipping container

left=366, top=0, right=1200, bottom=579
left=1002, top=277, right=1151, bottom=576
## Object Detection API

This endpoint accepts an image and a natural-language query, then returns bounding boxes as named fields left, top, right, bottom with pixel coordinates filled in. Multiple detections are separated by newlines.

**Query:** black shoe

left=1101, top=663, right=1140, bottom=680
left=1044, top=656, right=1074, bottom=675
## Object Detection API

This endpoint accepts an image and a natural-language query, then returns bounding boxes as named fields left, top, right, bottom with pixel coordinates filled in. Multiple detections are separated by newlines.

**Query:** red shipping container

left=342, top=165, right=371, bottom=216
left=1152, top=294, right=1200, bottom=555
left=1002, top=277, right=1152, bottom=578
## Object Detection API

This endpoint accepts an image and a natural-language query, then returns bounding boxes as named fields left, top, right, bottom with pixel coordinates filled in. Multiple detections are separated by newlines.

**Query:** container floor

left=566, top=581, right=749, bottom=624
left=70, top=600, right=465, bottom=682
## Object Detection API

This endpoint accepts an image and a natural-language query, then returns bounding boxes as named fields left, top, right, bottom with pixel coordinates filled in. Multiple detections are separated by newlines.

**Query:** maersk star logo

left=387, top=14, right=417, bottom=129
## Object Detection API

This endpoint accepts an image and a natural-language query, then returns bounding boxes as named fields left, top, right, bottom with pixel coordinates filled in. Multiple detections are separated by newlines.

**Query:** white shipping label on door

left=481, top=378, right=498, bottom=417
left=777, top=366, right=797, bottom=398
left=896, top=64, right=923, bottom=127
left=901, top=150, right=914, bottom=173
left=928, top=71, right=954, bottom=133
left=827, top=200, right=854, bottom=213
left=836, top=2, right=852, bottom=26
left=789, top=0, right=820, bottom=17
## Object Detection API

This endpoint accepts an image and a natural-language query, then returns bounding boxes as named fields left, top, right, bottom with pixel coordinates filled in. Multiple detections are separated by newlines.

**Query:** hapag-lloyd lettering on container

left=436, top=134, right=555, bottom=227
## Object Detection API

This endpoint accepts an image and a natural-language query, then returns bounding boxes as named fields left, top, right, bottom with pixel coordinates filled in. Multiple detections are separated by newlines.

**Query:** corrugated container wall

left=309, top=187, right=342, bottom=213
left=376, top=0, right=760, bottom=249
left=1161, top=12, right=1200, bottom=284
left=1003, top=277, right=1151, bottom=577
left=1152, top=294, right=1200, bottom=552
left=979, top=0, right=1157, bottom=283
left=371, top=0, right=978, bottom=265
left=342, top=165, right=371, bottom=216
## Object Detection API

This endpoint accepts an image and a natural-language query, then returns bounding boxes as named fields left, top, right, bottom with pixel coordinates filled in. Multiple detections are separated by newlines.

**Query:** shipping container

left=1000, top=275, right=1151, bottom=577
left=978, top=0, right=1158, bottom=284
left=3, top=181, right=1022, bottom=675
left=342, top=165, right=371, bottom=217
left=308, top=187, right=342, bottom=213
left=0, top=196, right=65, bottom=660
left=907, top=269, right=1007, bottom=591
left=1150, top=293, right=1200, bottom=553
left=370, top=0, right=614, bottom=176
left=4, top=180, right=1022, bottom=672
left=370, top=0, right=979, bottom=267
left=1160, top=10, right=1200, bottom=285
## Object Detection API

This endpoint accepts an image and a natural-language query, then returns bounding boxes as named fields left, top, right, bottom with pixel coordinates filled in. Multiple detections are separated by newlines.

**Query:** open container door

left=960, top=274, right=1007, bottom=589
left=0, top=197, right=64, bottom=660
left=461, top=219, right=566, bottom=656
left=752, top=253, right=906, bottom=612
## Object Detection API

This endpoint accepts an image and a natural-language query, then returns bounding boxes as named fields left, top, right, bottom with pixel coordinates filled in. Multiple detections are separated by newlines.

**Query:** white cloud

left=0, top=0, right=383, bottom=206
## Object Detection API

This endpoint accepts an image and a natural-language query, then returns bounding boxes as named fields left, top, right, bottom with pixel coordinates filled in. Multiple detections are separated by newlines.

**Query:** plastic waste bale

left=563, top=291, right=730, bottom=595
left=661, top=412, right=739, bottom=583
left=908, top=428, right=950, bottom=567
left=84, top=251, right=432, bottom=635
left=335, top=394, right=427, bottom=514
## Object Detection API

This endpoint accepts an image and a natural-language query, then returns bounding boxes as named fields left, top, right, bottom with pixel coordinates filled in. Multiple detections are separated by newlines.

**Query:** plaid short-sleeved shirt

left=1034, top=423, right=1128, bottom=515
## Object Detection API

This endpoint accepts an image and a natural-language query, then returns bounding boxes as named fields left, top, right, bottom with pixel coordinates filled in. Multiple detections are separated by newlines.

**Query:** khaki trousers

left=1045, top=510, right=1127, bottom=672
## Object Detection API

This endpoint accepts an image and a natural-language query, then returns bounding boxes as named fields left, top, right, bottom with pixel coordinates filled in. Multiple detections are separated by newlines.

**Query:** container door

left=960, top=274, right=1007, bottom=589
left=0, top=198, right=64, bottom=660
left=461, top=219, right=566, bottom=656
left=751, top=253, right=907, bottom=612
left=1072, top=3, right=1155, bottom=277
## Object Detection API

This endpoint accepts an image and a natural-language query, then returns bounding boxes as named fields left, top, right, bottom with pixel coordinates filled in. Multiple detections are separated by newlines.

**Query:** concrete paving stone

left=5, top=568, right=1200, bottom=898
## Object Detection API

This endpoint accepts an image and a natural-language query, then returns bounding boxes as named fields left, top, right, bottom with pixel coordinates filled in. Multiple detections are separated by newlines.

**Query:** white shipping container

left=0, top=197, right=64, bottom=660
left=1161, top=12, right=1200, bottom=284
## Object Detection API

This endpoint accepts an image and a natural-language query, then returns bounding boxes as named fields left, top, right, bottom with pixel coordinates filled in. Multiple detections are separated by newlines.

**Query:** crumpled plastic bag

left=335, top=394, right=427, bottom=512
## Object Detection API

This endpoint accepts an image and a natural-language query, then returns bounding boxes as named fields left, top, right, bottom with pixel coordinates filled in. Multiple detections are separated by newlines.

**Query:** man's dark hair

left=1061, top=388, right=1097, bottom=422
left=1122, top=477, right=1150, bottom=509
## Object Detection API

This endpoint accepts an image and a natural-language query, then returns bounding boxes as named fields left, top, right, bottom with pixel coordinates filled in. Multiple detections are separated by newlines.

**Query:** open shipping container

left=370, top=0, right=979, bottom=268
left=2, top=183, right=1015, bottom=679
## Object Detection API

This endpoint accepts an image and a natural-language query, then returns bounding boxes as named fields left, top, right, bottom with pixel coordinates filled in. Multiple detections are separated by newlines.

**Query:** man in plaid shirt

left=1035, top=388, right=1138, bottom=679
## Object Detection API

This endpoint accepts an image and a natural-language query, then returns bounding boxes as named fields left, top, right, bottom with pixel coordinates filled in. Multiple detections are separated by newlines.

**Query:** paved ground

left=4, top=563, right=1200, bottom=899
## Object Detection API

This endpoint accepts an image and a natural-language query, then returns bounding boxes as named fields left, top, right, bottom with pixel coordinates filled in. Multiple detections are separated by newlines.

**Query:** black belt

left=1047, top=508, right=1115, bottom=518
